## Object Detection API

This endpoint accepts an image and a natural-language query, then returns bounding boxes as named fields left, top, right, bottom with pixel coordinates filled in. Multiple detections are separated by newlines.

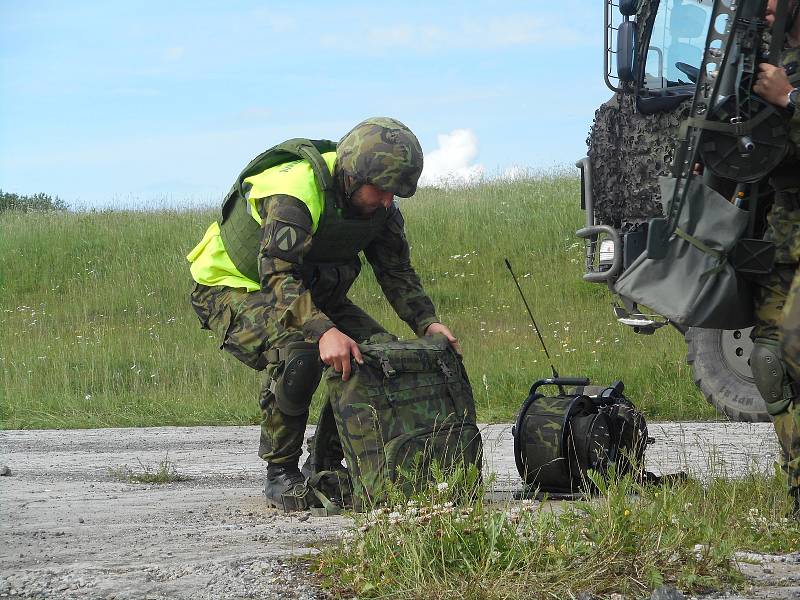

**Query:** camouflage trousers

left=190, top=283, right=387, bottom=464
left=782, top=266, right=800, bottom=383
left=752, top=188, right=800, bottom=500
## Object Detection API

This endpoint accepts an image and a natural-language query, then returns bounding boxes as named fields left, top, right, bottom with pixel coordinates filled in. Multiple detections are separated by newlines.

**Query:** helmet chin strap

left=338, top=171, right=364, bottom=212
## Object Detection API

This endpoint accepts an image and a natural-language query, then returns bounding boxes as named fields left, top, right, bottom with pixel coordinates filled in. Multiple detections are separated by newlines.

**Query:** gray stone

left=651, top=585, right=686, bottom=600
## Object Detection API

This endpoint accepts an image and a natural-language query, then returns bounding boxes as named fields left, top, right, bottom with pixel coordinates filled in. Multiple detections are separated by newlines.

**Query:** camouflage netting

left=587, top=93, right=690, bottom=228
left=586, top=0, right=690, bottom=228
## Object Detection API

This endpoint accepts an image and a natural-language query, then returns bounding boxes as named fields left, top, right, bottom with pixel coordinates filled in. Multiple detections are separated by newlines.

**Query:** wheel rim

left=719, top=327, right=755, bottom=382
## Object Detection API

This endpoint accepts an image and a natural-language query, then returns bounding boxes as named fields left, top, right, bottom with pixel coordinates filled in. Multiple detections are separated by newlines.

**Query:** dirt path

left=1, top=423, right=797, bottom=599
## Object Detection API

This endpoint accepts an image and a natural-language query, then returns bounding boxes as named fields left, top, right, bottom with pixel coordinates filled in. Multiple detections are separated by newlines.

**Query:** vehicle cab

left=576, top=0, right=714, bottom=332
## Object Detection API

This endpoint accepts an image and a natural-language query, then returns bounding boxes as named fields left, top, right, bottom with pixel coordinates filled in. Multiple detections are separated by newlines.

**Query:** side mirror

left=619, top=0, right=637, bottom=17
left=617, top=20, right=637, bottom=82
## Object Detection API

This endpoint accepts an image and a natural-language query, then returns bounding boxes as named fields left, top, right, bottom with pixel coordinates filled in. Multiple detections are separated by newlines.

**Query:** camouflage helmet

left=337, top=117, right=424, bottom=198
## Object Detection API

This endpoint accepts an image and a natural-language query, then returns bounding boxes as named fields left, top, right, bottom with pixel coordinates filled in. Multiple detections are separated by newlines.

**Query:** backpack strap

left=306, top=471, right=346, bottom=516
left=301, top=400, right=352, bottom=516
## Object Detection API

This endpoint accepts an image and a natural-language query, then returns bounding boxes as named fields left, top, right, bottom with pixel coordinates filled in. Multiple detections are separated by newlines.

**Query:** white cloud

left=472, top=16, right=582, bottom=47
left=249, top=11, right=297, bottom=33
left=419, top=129, right=484, bottom=188
left=163, top=47, right=185, bottom=61
left=321, top=15, right=584, bottom=53
left=108, top=87, right=161, bottom=97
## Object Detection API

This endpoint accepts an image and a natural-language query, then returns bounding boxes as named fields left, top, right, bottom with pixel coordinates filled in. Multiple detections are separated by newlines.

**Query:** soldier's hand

left=424, top=322, right=462, bottom=356
left=754, top=63, right=793, bottom=108
left=318, top=328, right=363, bottom=381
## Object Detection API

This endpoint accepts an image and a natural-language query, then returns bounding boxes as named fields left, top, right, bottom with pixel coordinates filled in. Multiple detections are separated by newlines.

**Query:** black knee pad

left=751, top=338, right=794, bottom=416
left=274, top=341, right=322, bottom=417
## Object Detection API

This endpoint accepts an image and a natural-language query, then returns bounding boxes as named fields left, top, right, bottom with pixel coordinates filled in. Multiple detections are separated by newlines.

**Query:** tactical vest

left=218, top=139, right=389, bottom=302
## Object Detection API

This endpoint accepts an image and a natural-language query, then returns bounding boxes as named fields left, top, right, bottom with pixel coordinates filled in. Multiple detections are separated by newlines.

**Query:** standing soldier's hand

left=318, top=328, right=363, bottom=381
left=754, top=63, right=794, bottom=107
left=424, top=322, right=462, bottom=355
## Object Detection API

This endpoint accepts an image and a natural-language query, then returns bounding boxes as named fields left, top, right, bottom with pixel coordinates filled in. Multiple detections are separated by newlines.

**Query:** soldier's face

left=766, top=0, right=777, bottom=25
left=766, top=0, right=799, bottom=26
left=350, top=182, right=394, bottom=215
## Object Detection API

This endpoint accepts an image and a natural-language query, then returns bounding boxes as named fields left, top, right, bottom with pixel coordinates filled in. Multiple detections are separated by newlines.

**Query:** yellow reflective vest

left=186, top=152, right=337, bottom=291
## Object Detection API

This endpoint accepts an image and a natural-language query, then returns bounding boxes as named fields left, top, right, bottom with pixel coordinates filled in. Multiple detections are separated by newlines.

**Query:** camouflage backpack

left=311, top=334, right=483, bottom=510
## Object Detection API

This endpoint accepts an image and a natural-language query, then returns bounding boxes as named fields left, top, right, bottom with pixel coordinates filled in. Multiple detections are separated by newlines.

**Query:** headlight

left=599, top=239, right=615, bottom=264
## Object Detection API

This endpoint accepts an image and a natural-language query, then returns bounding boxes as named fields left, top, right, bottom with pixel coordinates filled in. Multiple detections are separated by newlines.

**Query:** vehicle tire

left=685, top=327, right=769, bottom=422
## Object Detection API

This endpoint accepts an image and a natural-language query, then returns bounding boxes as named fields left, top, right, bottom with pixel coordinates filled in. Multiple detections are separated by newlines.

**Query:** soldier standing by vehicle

left=750, top=0, right=800, bottom=514
left=186, top=117, right=458, bottom=509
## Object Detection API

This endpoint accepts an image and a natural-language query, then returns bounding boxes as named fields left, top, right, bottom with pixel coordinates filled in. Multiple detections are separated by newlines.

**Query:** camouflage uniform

left=783, top=265, right=800, bottom=381
left=752, top=46, right=800, bottom=505
left=189, top=119, right=438, bottom=466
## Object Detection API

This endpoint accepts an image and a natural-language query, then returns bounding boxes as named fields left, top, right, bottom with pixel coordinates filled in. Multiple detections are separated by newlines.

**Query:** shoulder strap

left=220, top=138, right=338, bottom=224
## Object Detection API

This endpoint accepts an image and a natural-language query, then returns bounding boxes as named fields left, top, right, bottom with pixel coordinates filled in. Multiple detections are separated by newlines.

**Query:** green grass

left=0, top=176, right=717, bottom=429
left=108, top=455, right=190, bottom=484
left=316, top=466, right=800, bottom=599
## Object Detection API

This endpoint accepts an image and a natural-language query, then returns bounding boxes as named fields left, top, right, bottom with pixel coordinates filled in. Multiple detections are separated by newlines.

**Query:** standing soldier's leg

left=779, top=217, right=800, bottom=512
left=751, top=188, right=800, bottom=512
left=780, top=248, right=800, bottom=382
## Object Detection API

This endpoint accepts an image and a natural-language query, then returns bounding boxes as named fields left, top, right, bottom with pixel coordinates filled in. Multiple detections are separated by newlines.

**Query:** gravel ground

left=0, top=422, right=797, bottom=599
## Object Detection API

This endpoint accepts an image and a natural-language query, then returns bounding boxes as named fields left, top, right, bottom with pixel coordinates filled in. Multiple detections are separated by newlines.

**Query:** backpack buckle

left=379, top=356, right=396, bottom=378
left=785, top=380, right=799, bottom=401
left=437, top=357, right=453, bottom=379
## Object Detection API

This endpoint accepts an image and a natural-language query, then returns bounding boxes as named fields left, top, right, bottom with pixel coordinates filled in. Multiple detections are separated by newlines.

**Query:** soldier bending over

left=186, top=117, right=458, bottom=508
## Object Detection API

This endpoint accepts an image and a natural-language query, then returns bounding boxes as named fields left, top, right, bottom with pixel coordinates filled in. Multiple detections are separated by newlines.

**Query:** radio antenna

left=505, top=259, right=560, bottom=381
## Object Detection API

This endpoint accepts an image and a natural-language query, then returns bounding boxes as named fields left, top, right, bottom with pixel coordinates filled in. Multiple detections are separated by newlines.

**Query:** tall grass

left=317, top=466, right=800, bottom=599
left=0, top=176, right=716, bottom=429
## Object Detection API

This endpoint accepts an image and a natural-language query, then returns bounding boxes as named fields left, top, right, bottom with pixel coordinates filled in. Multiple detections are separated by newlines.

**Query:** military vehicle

left=576, top=0, right=788, bottom=422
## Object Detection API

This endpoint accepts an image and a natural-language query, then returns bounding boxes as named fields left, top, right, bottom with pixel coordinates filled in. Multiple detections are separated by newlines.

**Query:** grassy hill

left=0, top=176, right=717, bottom=429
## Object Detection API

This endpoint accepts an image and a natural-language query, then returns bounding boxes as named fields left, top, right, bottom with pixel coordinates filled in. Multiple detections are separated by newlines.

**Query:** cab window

left=643, top=0, right=713, bottom=90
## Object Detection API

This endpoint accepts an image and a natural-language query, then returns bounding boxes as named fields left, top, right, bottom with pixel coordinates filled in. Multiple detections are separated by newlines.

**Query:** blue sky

left=0, top=1, right=610, bottom=208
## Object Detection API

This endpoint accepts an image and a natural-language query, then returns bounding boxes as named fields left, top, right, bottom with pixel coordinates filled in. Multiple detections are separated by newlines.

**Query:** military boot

left=263, top=462, right=308, bottom=512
